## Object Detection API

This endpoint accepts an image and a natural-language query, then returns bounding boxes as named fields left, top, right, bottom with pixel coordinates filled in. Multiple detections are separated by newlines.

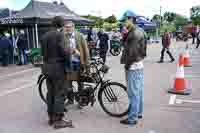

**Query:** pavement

left=0, top=40, right=200, bottom=133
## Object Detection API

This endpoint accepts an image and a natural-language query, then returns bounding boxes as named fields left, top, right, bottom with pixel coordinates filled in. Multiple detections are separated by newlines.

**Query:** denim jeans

left=127, top=69, right=144, bottom=122
left=19, top=49, right=27, bottom=65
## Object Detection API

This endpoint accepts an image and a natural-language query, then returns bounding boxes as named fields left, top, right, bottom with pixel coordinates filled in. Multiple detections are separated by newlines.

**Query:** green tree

left=82, top=15, right=104, bottom=27
left=190, top=6, right=200, bottom=25
left=104, top=15, right=117, bottom=23
left=174, top=14, right=188, bottom=29
left=152, top=14, right=162, bottom=22
left=163, top=12, right=176, bottom=22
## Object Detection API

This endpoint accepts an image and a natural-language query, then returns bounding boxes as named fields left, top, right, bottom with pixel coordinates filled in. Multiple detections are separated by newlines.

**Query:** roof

left=0, top=0, right=93, bottom=24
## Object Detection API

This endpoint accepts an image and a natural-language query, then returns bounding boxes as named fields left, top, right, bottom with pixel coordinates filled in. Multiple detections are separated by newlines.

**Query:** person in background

left=98, top=29, right=109, bottom=64
left=87, top=27, right=96, bottom=57
left=87, top=27, right=94, bottom=42
left=0, top=32, right=12, bottom=66
left=17, top=30, right=28, bottom=65
left=196, top=31, right=200, bottom=49
left=41, top=16, right=73, bottom=129
left=120, top=18, right=146, bottom=126
left=158, top=30, right=175, bottom=63
left=191, top=27, right=196, bottom=44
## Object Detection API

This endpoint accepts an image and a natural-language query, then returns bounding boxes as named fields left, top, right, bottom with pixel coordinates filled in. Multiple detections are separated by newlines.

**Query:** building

left=0, top=0, right=93, bottom=49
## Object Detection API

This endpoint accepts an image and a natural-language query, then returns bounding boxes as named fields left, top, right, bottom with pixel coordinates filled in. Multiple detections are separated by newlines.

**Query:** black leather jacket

left=120, top=27, right=146, bottom=68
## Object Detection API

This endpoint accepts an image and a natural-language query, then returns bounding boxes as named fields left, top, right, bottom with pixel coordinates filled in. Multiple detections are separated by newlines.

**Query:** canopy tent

left=0, top=0, right=94, bottom=49
left=120, top=10, right=157, bottom=31
left=136, top=16, right=157, bottom=31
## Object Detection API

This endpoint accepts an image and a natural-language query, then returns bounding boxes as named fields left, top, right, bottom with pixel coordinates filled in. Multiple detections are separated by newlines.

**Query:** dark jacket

left=0, top=36, right=12, bottom=55
left=17, top=34, right=27, bottom=50
left=99, top=33, right=109, bottom=50
left=120, top=27, right=146, bottom=67
left=162, top=32, right=171, bottom=48
left=41, top=30, right=68, bottom=80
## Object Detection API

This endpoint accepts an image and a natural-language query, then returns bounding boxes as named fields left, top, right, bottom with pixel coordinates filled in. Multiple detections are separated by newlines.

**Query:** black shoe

left=170, top=59, right=175, bottom=63
left=138, top=115, right=143, bottom=119
left=64, top=108, right=68, bottom=112
left=53, top=120, right=74, bottom=129
left=157, top=60, right=164, bottom=63
left=65, top=100, right=74, bottom=106
left=120, top=119, right=137, bottom=125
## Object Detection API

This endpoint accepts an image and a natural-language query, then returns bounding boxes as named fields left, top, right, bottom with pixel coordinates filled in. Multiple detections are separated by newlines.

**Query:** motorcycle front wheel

left=110, top=47, right=121, bottom=56
left=98, top=82, right=129, bottom=117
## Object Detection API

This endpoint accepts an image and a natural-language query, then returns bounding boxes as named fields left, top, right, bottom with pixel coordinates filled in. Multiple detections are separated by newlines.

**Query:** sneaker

left=120, top=118, right=137, bottom=125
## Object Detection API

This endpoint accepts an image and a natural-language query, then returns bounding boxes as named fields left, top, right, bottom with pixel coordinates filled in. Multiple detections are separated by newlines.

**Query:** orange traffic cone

left=168, top=54, right=191, bottom=95
left=183, top=44, right=192, bottom=67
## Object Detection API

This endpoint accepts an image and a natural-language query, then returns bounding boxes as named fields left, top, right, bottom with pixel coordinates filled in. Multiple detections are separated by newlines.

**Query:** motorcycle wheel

left=110, top=47, right=121, bottom=56
left=31, top=55, right=43, bottom=67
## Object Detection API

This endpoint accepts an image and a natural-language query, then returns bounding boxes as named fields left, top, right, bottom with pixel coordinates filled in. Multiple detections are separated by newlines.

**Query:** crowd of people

left=0, top=30, right=28, bottom=66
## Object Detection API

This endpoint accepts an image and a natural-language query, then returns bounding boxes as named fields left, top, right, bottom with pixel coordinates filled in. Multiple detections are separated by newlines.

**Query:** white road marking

left=0, top=68, right=39, bottom=81
left=0, top=83, right=35, bottom=97
left=176, top=99, right=200, bottom=104
left=169, top=95, right=177, bottom=105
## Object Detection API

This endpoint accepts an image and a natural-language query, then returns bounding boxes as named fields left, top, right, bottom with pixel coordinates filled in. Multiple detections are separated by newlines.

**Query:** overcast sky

left=0, top=0, right=200, bottom=18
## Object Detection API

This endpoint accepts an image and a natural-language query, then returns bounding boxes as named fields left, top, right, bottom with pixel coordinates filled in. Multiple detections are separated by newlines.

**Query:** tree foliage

left=163, top=12, right=176, bottom=22
left=104, top=15, right=117, bottom=23
left=82, top=15, right=104, bottom=27
left=190, top=6, right=200, bottom=25
left=174, top=14, right=188, bottom=28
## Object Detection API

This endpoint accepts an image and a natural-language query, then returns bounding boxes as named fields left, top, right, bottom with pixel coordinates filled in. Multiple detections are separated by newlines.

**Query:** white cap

left=4, top=33, right=10, bottom=37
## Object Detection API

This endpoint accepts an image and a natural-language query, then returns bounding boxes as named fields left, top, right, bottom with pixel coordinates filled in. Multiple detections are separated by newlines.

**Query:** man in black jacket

left=17, top=30, right=28, bottom=65
left=41, top=16, right=73, bottom=129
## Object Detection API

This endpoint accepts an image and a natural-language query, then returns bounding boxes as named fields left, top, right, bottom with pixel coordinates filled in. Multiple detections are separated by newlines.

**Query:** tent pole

left=35, top=23, right=39, bottom=48
left=26, top=27, right=30, bottom=49
left=32, top=26, right=36, bottom=48
left=11, top=27, right=15, bottom=64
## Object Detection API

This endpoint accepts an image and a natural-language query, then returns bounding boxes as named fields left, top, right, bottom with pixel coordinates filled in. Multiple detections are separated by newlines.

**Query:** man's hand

left=73, top=48, right=80, bottom=56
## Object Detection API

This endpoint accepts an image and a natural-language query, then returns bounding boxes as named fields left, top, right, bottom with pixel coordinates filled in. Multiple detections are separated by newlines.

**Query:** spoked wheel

left=98, top=82, right=129, bottom=117
left=110, top=47, right=121, bottom=56
left=38, top=76, right=48, bottom=104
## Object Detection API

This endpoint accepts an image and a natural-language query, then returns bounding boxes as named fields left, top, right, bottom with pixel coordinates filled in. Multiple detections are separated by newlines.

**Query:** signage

left=0, top=18, right=23, bottom=24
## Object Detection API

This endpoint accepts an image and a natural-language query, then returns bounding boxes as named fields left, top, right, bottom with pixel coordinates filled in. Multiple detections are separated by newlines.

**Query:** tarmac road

left=0, top=40, right=200, bottom=133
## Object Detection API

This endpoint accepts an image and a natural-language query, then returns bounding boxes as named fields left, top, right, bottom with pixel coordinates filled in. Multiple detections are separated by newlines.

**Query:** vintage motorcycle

left=37, top=57, right=129, bottom=117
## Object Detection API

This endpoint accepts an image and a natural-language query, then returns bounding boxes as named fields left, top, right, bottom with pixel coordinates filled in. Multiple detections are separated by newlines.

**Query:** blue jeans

left=127, top=69, right=144, bottom=122
left=19, top=49, right=26, bottom=65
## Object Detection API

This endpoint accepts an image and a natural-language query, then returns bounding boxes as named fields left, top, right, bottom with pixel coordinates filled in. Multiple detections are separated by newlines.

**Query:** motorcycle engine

left=77, top=86, right=95, bottom=107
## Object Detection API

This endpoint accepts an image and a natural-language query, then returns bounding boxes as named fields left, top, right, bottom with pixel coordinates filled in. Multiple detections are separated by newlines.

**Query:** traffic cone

left=183, top=44, right=192, bottom=67
left=168, top=54, right=191, bottom=95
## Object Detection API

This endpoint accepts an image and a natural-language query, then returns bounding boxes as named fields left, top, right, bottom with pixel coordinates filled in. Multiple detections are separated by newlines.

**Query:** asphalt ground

left=0, top=40, right=200, bottom=133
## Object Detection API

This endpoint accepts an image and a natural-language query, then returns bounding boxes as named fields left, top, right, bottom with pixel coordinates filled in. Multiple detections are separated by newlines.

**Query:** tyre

left=31, top=55, right=43, bottom=67
left=110, top=47, right=121, bottom=56
left=98, top=82, right=128, bottom=117
left=38, top=75, right=48, bottom=104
